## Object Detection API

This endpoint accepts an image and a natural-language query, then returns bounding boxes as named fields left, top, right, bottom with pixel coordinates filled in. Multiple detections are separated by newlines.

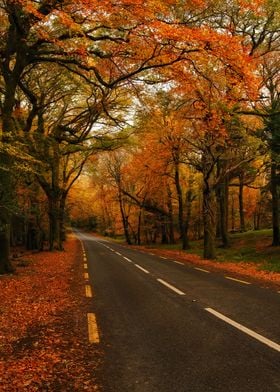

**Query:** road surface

left=77, top=232, right=280, bottom=392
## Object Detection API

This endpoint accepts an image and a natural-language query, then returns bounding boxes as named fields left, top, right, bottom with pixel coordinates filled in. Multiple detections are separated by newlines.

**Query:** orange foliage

left=0, top=236, right=100, bottom=391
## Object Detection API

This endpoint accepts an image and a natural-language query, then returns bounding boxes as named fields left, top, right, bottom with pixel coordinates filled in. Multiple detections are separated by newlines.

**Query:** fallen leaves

left=0, top=234, right=101, bottom=391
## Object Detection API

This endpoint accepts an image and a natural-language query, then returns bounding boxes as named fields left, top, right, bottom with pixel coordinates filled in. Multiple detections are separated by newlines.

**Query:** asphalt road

left=77, top=232, right=280, bottom=392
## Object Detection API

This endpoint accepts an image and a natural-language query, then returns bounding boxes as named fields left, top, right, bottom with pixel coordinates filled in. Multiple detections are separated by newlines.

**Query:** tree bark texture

left=238, top=174, right=246, bottom=232
left=174, top=160, right=189, bottom=250
left=203, top=179, right=217, bottom=259
left=271, top=161, right=280, bottom=246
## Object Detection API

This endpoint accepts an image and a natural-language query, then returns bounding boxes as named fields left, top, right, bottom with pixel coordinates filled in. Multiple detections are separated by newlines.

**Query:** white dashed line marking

left=115, top=251, right=122, bottom=256
left=84, top=272, right=89, bottom=280
left=205, top=307, right=280, bottom=353
left=195, top=267, right=210, bottom=273
left=225, top=276, right=251, bottom=285
left=173, top=260, right=184, bottom=266
left=135, top=264, right=150, bottom=274
left=157, top=278, right=185, bottom=295
left=123, top=256, right=133, bottom=263
left=160, top=256, right=168, bottom=260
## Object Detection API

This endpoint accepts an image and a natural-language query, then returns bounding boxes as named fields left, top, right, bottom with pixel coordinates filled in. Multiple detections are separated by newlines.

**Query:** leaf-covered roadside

left=0, top=234, right=101, bottom=391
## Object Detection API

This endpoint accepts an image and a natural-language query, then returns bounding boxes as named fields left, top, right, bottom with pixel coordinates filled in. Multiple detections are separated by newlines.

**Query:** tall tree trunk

left=167, top=185, right=175, bottom=244
left=118, top=190, right=131, bottom=245
left=161, top=216, right=168, bottom=244
left=216, top=194, right=221, bottom=238
left=48, top=195, right=60, bottom=251
left=218, top=179, right=230, bottom=248
left=238, top=173, right=246, bottom=232
left=58, top=192, right=67, bottom=251
left=231, top=194, right=235, bottom=232
left=137, top=208, right=142, bottom=245
left=271, top=161, right=280, bottom=246
left=0, top=80, right=18, bottom=273
left=185, top=186, right=193, bottom=247
left=203, top=179, right=216, bottom=259
left=0, top=223, right=12, bottom=274
left=174, top=160, right=189, bottom=250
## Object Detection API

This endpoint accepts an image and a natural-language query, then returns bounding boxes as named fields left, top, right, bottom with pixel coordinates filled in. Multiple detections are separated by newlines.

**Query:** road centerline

left=157, top=278, right=185, bottom=296
left=123, top=256, right=133, bottom=263
left=134, top=264, right=150, bottom=274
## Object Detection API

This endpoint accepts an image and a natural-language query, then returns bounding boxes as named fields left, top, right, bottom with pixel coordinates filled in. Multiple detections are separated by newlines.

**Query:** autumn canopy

left=0, top=0, right=279, bottom=272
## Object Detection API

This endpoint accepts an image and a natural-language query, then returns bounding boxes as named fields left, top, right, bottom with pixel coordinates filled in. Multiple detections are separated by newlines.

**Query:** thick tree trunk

left=231, top=194, right=235, bottom=232
left=174, top=160, right=189, bottom=250
left=0, top=223, right=13, bottom=274
left=58, top=193, right=67, bottom=251
left=238, top=174, right=246, bottom=232
left=26, top=222, right=38, bottom=250
left=167, top=185, right=175, bottom=244
left=0, top=82, right=18, bottom=273
left=137, top=208, right=142, bottom=245
left=48, top=196, right=60, bottom=251
left=271, top=161, right=280, bottom=246
left=185, top=187, right=193, bottom=246
left=161, top=216, right=169, bottom=244
left=118, top=191, right=131, bottom=245
left=217, top=180, right=230, bottom=248
left=203, top=181, right=216, bottom=259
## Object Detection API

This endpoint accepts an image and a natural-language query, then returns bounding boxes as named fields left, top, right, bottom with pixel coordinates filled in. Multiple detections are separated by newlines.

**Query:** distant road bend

left=77, top=232, right=280, bottom=392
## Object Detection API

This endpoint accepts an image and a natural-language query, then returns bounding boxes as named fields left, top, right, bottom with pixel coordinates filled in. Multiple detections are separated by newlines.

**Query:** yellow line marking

left=225, top=276, right=251, bottom=285
left=85, top=285, right=93, bottom=298
left=87, top=313, right=100, bottom=343
left=195, top=267, right=210, bottom=273
left=84, top=272, right=89, bottom=280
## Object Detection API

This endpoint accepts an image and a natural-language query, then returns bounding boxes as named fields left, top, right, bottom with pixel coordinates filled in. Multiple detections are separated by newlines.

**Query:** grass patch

left=131, top=229, right=280, bottom=273
left=106, top=229, right=280, bottom=273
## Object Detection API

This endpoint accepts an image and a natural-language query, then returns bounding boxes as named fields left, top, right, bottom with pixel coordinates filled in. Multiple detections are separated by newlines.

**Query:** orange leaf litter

left=0, top=235, right=101, bottom=392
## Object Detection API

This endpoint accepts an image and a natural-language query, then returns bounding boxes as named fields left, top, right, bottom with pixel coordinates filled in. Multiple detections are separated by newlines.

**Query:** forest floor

left=1, top=229, right=278, bottom=391
left=111, top=229, right=280, bottom=290
left=0, top=234, right=101, bottom=392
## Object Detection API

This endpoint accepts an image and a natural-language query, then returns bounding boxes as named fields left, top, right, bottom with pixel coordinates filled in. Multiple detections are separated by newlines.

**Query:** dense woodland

left=0, top=0, right=279, bottom=273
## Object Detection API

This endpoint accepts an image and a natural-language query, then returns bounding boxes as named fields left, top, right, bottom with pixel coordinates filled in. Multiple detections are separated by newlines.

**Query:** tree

left=0, top=0, right=266, bottom=272
left=260, top=55, right=280, bottom=245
